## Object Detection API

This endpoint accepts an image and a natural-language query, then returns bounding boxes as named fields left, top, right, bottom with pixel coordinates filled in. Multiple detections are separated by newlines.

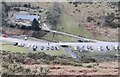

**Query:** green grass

left=60, top=12, right=92, bottom=38
left=0, top=42, right=31, bottom=53
left=42, top=32, right=77, bottom=42
left=81, top=63, right=97, bottom=68
left=0, top=42, right=69, bottom=56
left=44, top=50, right=68, bottom=56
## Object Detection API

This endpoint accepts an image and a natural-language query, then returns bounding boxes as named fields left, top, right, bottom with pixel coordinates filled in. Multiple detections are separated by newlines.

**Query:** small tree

left=31, top=18, right=40, bottom=31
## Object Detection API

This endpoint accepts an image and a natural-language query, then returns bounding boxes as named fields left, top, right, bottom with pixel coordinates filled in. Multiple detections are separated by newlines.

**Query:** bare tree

left=46, top=2, right=62, bottom=30
left=46, top=3, right=62, bottom=39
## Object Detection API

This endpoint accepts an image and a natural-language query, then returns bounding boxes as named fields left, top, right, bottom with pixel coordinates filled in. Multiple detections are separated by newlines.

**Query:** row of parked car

left=76, top=45, right=120, bottom=52
left=13, top=42, right=60, bottom=51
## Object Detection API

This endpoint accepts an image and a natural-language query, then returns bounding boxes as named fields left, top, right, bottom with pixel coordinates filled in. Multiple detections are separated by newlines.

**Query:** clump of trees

left=103, top=13, right=119, bottom=28
left=2, top=2, right=11, bottom=26
left=46, top=2, right=62, bottom=30
left=6, top=18, right=41, bottom=31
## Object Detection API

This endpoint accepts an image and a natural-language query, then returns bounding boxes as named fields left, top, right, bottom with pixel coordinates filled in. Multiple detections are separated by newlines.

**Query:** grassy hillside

left=42, top=11, right=118, bottom=42
left=60, top=12, right=93, bottom=38
left=41, top=2, right=119, bottom=42
left=42, top=12, right=93, bottom=42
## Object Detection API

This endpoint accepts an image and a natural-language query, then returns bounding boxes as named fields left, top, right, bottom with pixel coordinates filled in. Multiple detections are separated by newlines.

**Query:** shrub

left=82, top=57, right=97, bottom=63
left=87, top=16, right=94, bottom=22
left=1, top=50, right=8, bottom=55
left=86, top=65, right=93, bottom=68
left=39, top=67, right=50, bottom=75
left=14, top=8, right=20, bottom=11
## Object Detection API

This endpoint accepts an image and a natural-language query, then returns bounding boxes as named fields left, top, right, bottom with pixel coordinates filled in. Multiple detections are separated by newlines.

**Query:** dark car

left=14, top=42, right=18, bottom=46
left=41, top=46, right=44, bottom=50
left=46, top=47, right=49, bottom=50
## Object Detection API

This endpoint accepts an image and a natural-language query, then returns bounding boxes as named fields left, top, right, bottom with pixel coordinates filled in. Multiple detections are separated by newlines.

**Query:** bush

left=14, top=8, right=20, bottom=11
left=1, top=62, right=9, bottom=69
left=51, top=60, right=61, bottom=64
left=82, top=57, right=97, bottom=63
left=26, top=52, right=54, bottom=61
left=86, top=65, right=93, bottom=68
left=43, top=60, right=50, bottom=64
left=1, top=50, right=8, bottom=55
left=103, top=13, right=120, bottom=28
left=1, top=63, right=30, bottom=75
left=9, top=24, right=15, bottom=28
left=27, top=52, right=36, bottom=59
left=39, top=67, right=50, bottom=75
left=87, top=17, right=94, bottom=22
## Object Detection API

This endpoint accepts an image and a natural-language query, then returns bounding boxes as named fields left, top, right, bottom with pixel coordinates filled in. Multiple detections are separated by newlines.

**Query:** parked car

left=46, top=47, right=49, bottom=50
left=24, top=37, right=28, bottom=40
left=51, top=46, right=54, bottom=50
left=14, top=42, right=18, bottom=46
left=41, top=46, right=44, bottom=50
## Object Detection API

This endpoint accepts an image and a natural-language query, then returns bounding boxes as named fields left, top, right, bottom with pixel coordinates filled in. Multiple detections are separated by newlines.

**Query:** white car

left=24, top=37, right=28, bottom=40
left=114, top=45, right=118, bottom=50
left=21, top=43, right=25, bottom=47
left=18, top=43, right=22, bottom=47
left=26, top=44, right=30, bottom=48
left=46, top=47, right=50, bottom=50
left=97, top=46, right=104, bottom=52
